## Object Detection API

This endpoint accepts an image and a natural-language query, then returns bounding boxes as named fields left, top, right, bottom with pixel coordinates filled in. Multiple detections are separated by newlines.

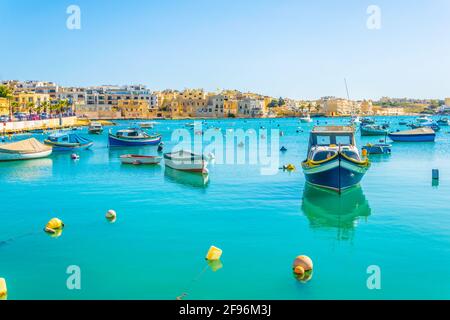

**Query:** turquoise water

left=0, top=117, right=449, bottom=300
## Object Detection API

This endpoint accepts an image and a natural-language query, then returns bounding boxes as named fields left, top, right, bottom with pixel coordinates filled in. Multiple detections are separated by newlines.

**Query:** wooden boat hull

left=302, top=154, right=370, bottom=192
left=388, top=133, right=435, bottom=142
left=120, top=154, right=162, bottom=165
left=108, top=134, right=161, bottom=147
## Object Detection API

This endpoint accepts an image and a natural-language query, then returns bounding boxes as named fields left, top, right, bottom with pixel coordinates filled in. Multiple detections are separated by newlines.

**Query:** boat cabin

left=307, top=126, right=361, bottom=161
left=116, top=129, right=144, bottom=138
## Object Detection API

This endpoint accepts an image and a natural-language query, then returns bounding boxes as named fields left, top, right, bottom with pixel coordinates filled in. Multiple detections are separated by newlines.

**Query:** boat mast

left=344, top=78, right=353, bottom=116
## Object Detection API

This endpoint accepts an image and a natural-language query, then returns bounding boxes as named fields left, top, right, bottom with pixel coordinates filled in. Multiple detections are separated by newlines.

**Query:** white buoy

left=106, top=209, right=117, bottom=221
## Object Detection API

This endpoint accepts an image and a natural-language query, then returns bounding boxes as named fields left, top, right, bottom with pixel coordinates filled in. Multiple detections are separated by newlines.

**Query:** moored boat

left=437, top=118, right=449, bottom=126
left=120, top=154, right=162, bottom=165
left=108, top=128, right=161, bottom=147
left=44, top=133, right=93, bottom=151
left=360, top=124, right=388, bottom=136
left=388, top=127, right=435, bottom=142
left=416, top=115, right=432, bottom=124
left=301, top=126, right=370, bottom=193
left=299, top=115, right=312, bottom=123
left=88, top=122, right=103, bottom=134
left=0, top=138, right=52, bottom=161
left=138, top=121, right=157, bottom=129
left=163, top=150, right=208, bottom=174
left=362, top=143, right=392, bottom=155
left=361, top=117, right=375, bottom=125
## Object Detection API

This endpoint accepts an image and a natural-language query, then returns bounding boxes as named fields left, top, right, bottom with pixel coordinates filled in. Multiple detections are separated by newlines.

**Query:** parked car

left=29, top=114, right=40, bottom=120
left=40, top=113, right=49, bottom=119
left=0, top=115, right=10, bottom=122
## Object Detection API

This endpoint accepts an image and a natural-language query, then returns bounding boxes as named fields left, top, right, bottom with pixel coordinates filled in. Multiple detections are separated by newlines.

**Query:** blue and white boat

left=362, top=143, right=392, bottom=155
left=108, top=128, right=161, bottom=147
left=388, top=127, right=436, bottom=142
left=44, top=132, right=93, bottom=151
left=437, top=118, right=449, bottom=126
left=301, top=126, right=370, bottom=193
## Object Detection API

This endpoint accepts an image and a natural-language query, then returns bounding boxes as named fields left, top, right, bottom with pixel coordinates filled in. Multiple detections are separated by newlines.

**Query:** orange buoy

left=294, top=266, right=305, bottom=276
left=292, top=255, right=313, bottom=271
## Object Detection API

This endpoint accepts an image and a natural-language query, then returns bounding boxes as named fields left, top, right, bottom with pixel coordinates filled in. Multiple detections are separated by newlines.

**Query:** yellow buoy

left=205, top=246, right=222, bottom=261
left=292, top=255, right=313, bottom=272
left=105, top=209, right=117, bottom=221
left=0, top=278, right=7, bottom=299
left=286, top=164, right=295, bottom=171
left=46, top=218, right=64, bottom=230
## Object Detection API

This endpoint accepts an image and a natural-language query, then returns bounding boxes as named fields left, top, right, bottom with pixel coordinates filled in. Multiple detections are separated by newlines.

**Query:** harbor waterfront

left=1, top=116, right=450, bottom=299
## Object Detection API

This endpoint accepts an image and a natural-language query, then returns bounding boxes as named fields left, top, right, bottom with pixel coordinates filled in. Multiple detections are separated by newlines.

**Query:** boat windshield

left=312, top=151, right=337, bottom=161
left=341, top=150, right=360, bottom=160
left=314, top=134, right=352, bottom=146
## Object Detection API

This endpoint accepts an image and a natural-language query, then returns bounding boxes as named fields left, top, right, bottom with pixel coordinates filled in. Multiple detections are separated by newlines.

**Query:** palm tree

left=41, top=101, right=50, bottom=114
left=27, top=102, right=35, bottom=115
left=0, top=85, right=14, bottom=119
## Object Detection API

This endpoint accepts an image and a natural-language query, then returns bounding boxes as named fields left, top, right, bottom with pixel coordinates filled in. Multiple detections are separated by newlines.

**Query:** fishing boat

left=362, top=143, right=392, bottom=155
left=416, top=115, right=432, bottom=124
left=44, top=133, right=93, bottom=151
left=119, top=154, right=162, bottom=165
left=299, top=114, right=312, bottom=123
left=163, top=150, right=208, bottom=174
left=350, top=116, right=361, bottom=124
left=388, top=127, right=435, bottom=142
left=138, top=121, right=157, bottom=129
left=409, top=122, right=440, bottom=132
left=361, top=117, right=375, bottom=125
left=399, top=120, right=408, bottom=125
left=108, top=128, right=161, bottom=147
left=360, top=124, right=388, bottom=136
left=88, top=122, right=103, bottom=134
left=437, top=118, right=449, bottom=126
left=185, top=122, right=196, bottom=128
left=0, top=138, right=52, bottom=161
left=301, top=126, right=370, bottom=192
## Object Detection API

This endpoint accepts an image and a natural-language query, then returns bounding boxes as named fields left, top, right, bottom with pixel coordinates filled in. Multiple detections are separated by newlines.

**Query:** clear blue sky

left=0, top=0, right=449, bottom=100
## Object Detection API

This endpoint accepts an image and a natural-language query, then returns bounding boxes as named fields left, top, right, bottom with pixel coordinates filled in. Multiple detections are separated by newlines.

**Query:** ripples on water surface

left=0, top=116, right=449, bottom=299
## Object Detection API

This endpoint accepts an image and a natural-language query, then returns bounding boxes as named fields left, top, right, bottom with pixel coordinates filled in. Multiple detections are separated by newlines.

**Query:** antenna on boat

left=344, top=78, right=350, bottom=101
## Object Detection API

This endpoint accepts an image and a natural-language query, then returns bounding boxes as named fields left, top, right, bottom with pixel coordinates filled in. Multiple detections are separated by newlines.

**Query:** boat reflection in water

left=301, top=184, right=371, bottom=240
left=164, top=166, right=209, bottom=188
left=0, top=157, right=53, bottom=181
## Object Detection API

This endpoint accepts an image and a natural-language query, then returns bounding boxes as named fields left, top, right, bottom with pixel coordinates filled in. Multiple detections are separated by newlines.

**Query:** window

left=317, top=136, right=330, bottom=145
left=336, top=135, right=351, bottom=145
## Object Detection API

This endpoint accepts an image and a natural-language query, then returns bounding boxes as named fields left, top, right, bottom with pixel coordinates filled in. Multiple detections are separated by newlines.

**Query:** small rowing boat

left=88, top=122, right=103, bottom=134
left=299, top=115, right=312, bottom=123
left=0, top=138, right=52, bottom=161
left=120, top=154, right=162, bottom=165
left=388, top=127, right=435, bottom=142
left=360, top=124, right=388, bottom=136
left=362, top=143, right=392, bottom=155
left=163, top=150, right=208, bottom=174
left=44, top=133, right=94, bottom=151
left=108, top=128, right=161, bottom=147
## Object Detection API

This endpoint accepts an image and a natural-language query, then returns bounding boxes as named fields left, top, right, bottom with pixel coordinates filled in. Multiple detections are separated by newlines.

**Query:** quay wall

left=1, top=117, right=78, bottom=133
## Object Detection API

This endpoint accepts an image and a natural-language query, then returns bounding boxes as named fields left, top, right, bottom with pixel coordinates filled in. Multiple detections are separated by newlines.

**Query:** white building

left=238, top=98, right=265, bottom=117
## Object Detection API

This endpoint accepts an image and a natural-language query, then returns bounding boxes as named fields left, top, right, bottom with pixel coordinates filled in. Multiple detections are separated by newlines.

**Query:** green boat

left=360, top=124, right=388, bottom=136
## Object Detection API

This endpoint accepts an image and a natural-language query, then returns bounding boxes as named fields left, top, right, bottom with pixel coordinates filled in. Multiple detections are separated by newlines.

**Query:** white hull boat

left=0, top=138, right=53, bottom=161
left=163, top=150, right=208, bottom=173
left=120, top=154, right=162, bottom=165
left=300, top=115, right=312, bottom=123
